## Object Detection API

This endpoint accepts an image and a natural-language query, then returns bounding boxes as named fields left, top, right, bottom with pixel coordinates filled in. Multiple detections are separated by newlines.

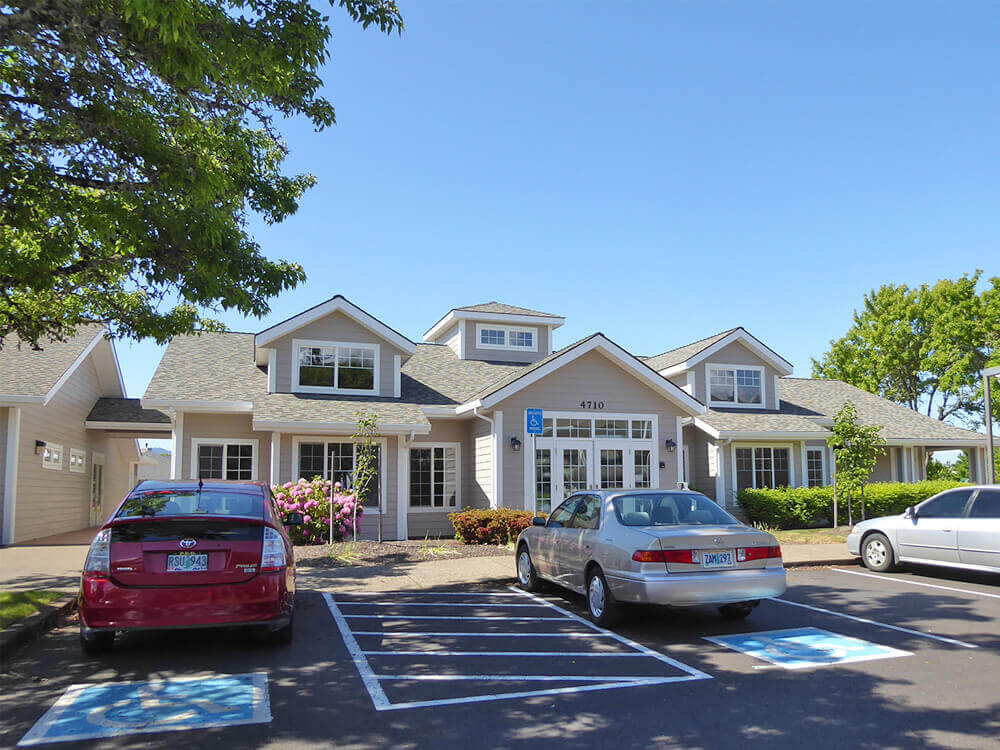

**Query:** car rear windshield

left=116, top=488, right=265, bottom=519
left=613, top=493, right=738, bottom=526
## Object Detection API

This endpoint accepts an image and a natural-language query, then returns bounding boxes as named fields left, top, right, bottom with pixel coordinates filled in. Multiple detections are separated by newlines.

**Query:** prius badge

left=179, top=538, right=197, bottom=549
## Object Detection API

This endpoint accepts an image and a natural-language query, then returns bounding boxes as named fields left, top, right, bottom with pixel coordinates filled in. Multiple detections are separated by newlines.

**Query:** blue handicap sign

left=705, top=627, right=910, bottom=670
left=19, top=673, right=271, bottom=746
left=526, top=409, right=544, bottom=435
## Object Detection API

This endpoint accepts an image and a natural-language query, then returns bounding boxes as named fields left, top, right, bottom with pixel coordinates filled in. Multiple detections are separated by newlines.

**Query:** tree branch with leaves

left=828, top=402, right=888, bottom=526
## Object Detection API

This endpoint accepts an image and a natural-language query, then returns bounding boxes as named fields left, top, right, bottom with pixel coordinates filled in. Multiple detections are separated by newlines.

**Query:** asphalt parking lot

left=2, top=564, right=999, bottom=749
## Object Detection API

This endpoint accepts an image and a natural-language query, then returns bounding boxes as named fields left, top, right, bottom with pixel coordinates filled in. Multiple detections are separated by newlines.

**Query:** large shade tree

left=813, top=271, right=1000, bottom=429
left=1, top=0, right=403, bottom=347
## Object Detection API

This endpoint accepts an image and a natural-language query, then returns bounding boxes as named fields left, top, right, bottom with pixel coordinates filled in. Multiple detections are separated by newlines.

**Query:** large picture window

left=708, top=365, right=763, bottom=406
left=409, top=445, right=459, bottom=508
left=293, top=340, right=378, bottom=394
left=193, top=440, right=256, bottom=480
left=735, top=446, right=790, bottom=491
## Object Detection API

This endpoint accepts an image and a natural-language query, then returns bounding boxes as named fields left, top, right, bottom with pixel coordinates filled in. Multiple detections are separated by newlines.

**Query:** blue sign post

left=526, top=409, right=544, bottom=435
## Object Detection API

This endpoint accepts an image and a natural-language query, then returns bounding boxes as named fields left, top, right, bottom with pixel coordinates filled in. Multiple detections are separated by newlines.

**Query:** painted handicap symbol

left=18, top=673, right=271, bottom=747
left=757, top=635, right=850, bottom=663
left=705, top=627, right=911, bottom=670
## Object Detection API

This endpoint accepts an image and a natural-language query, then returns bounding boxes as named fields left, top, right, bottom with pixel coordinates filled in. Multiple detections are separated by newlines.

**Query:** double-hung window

left=295, top=440, right=382, bottom=508
left=807, top=449, right=825, bottom=487
left=194, top=440, right=256, bottom=480
left=708, top=365, right=763, bottom=406
left=294, top=340, right=378, bottom=394
left=476, top=324, right=537, bottom=352
left=409, top=445, right=459, bottom=508
left=735, top=446, right=790, bottom=491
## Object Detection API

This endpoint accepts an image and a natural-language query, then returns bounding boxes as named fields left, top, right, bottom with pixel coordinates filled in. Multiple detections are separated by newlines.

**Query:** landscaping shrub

left=449, top=508, right=533, bottom=545
left=737, top=480, right=968, bottom=529
left=272, top=477, right=363, bottom=545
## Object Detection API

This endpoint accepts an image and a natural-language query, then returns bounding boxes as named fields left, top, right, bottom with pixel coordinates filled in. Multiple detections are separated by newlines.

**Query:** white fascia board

left=84, top=420, right=173, bottom=431
left=423, top=310, right=566, bottom=342
left=421, top=405, right=463, bottom=418
left=254, top=296, right=416, bottom=354
left=886, top=437, right=988, bottom=447
left=42, top=327, right=106, bottom=405
left=252, top=419, right=430, bottom=435
left=663, top=329, right=794, bottom=377
left=105, top=335, right=128, bottom=396
left=0, top=394, right=44, bottom=405
left=691, top=417, right=722, bottom=439
left=718, top=430, right=833, bottom=440
left=460, top=335, right=707, bottom=416
left=141, top=398, right=254, bottom=412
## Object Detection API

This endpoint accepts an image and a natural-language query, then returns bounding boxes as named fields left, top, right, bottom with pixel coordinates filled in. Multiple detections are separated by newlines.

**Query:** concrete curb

left=0, top=594, right=77, bottom=671
left=784, top=558, right=858, bottom=569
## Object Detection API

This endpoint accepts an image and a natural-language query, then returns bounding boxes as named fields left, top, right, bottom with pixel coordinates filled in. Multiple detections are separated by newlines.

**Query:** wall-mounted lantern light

left=510, top=437, right=522, bottom=452
left=664, top=438, right=677, bottom=453
left=35, top=440, right=46, bottom=455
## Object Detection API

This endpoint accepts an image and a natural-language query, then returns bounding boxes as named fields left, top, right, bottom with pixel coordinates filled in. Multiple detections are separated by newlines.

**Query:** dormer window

left=708, top=365, right=763, bottom=407
left=292, top=339, right=379, bottom=394
left=476, top=324, right=537, bottom=352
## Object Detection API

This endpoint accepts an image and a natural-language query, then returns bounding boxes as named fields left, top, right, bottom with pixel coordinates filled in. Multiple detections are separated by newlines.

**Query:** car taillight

left=737, top=545, right=782, bottom=562
left=632, top=549, right=698, bottom=564
left=261, top=527, right=286, bottom=571
left=83, top=528, right=111, bottom=577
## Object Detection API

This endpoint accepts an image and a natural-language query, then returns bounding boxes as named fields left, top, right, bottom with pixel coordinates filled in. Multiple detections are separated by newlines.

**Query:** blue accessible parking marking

left=19, top=672, right=271, bottom=746
left=705, top=627, right=911, bottom=670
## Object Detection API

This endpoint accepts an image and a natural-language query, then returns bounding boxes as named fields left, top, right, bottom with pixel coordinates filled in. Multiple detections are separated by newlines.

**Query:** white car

left=847, top=485, right=1000, bottom=574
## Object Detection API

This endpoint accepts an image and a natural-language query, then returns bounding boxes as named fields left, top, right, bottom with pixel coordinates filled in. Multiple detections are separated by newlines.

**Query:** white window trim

left=291, top=338, right=381, bottom=396
left=290, top=436, right=387, bottom=515
left=407, top=442, right=462, bottom=512
left=69, top=447, right=87, bottom=474
left=41, top=442, right=63, bottom=470
left=806, top=447, right=827, bottom=487
left=706, top=363, right=767, bottom=409
left=475, top=324, right=538, bottom=352
left=190, top=438, right=259, bottom=481
left=731, top=443, right=795, bottom=493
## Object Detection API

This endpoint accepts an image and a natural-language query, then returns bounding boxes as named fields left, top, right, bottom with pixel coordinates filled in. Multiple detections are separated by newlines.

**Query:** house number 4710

left=579, top=400, right=605, bottom=409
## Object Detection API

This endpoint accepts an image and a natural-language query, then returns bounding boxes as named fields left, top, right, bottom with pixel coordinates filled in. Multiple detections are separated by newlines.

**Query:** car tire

left=516, top=545, right=541, bottom=592
left=718, top=601, right=758, bottom=620
left=862, top=532, right=896, bottom=572
left=268, top=615, right=294, bottom=646
left=80, top=627, right=115, bottom=655
left=586, top=568, right=621, bottom=628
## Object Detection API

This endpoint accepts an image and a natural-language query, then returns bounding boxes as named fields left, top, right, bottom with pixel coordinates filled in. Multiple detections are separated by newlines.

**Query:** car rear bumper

left=78, top=571, right=293, bottom=632
left=606, top=566, right=787, bottom=606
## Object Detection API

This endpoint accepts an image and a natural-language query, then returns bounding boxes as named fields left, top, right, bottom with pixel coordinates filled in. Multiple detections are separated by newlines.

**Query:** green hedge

left=737, top=480, right=968, bottom=529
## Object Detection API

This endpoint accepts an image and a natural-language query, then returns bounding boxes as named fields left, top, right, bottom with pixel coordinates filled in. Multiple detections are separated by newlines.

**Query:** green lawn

left=768, top=527, right=852, bottom=545
left=0, top=590, right=64, bottom=630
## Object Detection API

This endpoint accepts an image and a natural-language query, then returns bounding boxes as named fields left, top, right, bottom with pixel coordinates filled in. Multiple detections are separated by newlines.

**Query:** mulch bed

left=294, top=538, right=513, bottom=568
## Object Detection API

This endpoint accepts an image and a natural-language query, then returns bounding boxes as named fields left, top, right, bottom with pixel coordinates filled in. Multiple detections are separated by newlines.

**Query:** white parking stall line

left=326, top=587, right=711, bottom=711
left=337, top=591, right=527, bottom=597
left=771, top=598, right=979, bottom=649
left=831, top=568, right=1000, bottom=600
left=337, top=601, right=550, bottom=608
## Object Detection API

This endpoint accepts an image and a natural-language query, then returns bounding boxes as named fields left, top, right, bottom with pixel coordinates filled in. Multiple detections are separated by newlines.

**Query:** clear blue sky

left=120, top=0, right=999, bottom=416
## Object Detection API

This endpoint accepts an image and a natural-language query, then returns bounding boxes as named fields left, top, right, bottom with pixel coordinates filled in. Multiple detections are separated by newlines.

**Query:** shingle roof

left=453, top=302, right=562, bottom=318
left=699, top=409, right=830, bottom=435
left=87, top=398, right=171, bottom=424
left=253, top=393, right=430, bottom=428
left=144, top=332, right=266, bottom=402
left=0, top=323, right=105, bottom=398
left=401, top=345, right=524, bottom=405
left=643, top=328, right=739, bottom=371
left=779, top=379, right=986, bottom=443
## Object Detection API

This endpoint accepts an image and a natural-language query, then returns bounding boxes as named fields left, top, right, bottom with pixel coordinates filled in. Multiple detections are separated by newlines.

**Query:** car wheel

left=718, top=601, right=758, bottom=620
left=586, top=568, right=621, bottom=628
left=516, top=545, right=541, bottom=592
left=80, top=627, right=115, bottom=655
left=268, top=615, right=294, bottom=646
left=862, top=532, right=896, bottom=572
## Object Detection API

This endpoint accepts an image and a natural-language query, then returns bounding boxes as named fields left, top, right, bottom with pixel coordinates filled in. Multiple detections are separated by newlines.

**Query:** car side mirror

left=532, top=516, right=547, bottom=527
left=903, top=506, right=916, bottom=520
left=285, top=512, right=304, bottom=526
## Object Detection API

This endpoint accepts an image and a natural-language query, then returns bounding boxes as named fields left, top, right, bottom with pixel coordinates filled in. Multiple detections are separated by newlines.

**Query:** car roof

left=132, top=479, right=267, bottom=493
left=579, top=488, right=706, bottom=498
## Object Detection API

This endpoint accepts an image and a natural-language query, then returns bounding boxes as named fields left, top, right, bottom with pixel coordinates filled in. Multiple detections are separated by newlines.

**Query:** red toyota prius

left=78, top=480, right=301, bottom=654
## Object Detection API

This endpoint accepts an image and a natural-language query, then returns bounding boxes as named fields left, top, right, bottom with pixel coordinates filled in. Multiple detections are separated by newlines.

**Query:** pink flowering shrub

left=272, top=477, right=363, bottom=545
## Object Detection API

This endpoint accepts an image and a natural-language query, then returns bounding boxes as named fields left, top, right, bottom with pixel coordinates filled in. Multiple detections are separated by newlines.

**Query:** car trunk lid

left=647, top=525, right=779, bottom=573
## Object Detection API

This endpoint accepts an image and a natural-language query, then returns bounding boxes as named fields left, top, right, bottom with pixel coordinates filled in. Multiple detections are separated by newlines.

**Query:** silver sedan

left=847, top=485, right=1000, bottom=574
left=515, top=489, right=787, bottom=626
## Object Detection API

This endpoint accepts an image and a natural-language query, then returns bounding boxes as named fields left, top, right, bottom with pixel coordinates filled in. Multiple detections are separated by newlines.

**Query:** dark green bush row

left=448, top=508, right=533, bottom=545
left=737, top=480, right=968, bottom=529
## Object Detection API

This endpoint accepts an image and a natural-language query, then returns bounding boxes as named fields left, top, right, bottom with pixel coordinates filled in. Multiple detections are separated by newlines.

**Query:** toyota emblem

left=713, top=537, right=723, bottom=546
left=179, top=538, right=197, bottom=549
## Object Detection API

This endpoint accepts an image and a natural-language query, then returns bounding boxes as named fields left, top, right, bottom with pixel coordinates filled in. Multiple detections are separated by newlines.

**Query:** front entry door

left=596, top=441, right=629, bottom=490
left=558, top=446, right=590, bottom=499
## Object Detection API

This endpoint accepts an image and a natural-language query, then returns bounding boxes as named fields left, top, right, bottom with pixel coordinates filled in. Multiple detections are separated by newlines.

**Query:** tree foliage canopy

left=1, top=0, right=402, bottom=347
left=813, top=271, right=1000, bottom=427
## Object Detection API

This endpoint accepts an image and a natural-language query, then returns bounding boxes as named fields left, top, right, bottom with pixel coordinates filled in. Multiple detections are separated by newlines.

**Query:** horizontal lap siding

left=268, top=311, right=406, bottom=395
left=406, top=419, right=478, bottom=539
left=463, top=324, right=551, bottom=364
left=684, top=426, right=715, bottom=499
left=494, top=350, right=688, bottom=510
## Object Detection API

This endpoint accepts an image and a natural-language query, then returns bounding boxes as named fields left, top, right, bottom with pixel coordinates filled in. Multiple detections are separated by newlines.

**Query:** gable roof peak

left=644, top=326, right=793, bottom=376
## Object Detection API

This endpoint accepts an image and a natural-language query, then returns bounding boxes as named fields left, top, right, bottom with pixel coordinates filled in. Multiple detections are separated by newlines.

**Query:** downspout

left=472, top=408, right=497, bottom=507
